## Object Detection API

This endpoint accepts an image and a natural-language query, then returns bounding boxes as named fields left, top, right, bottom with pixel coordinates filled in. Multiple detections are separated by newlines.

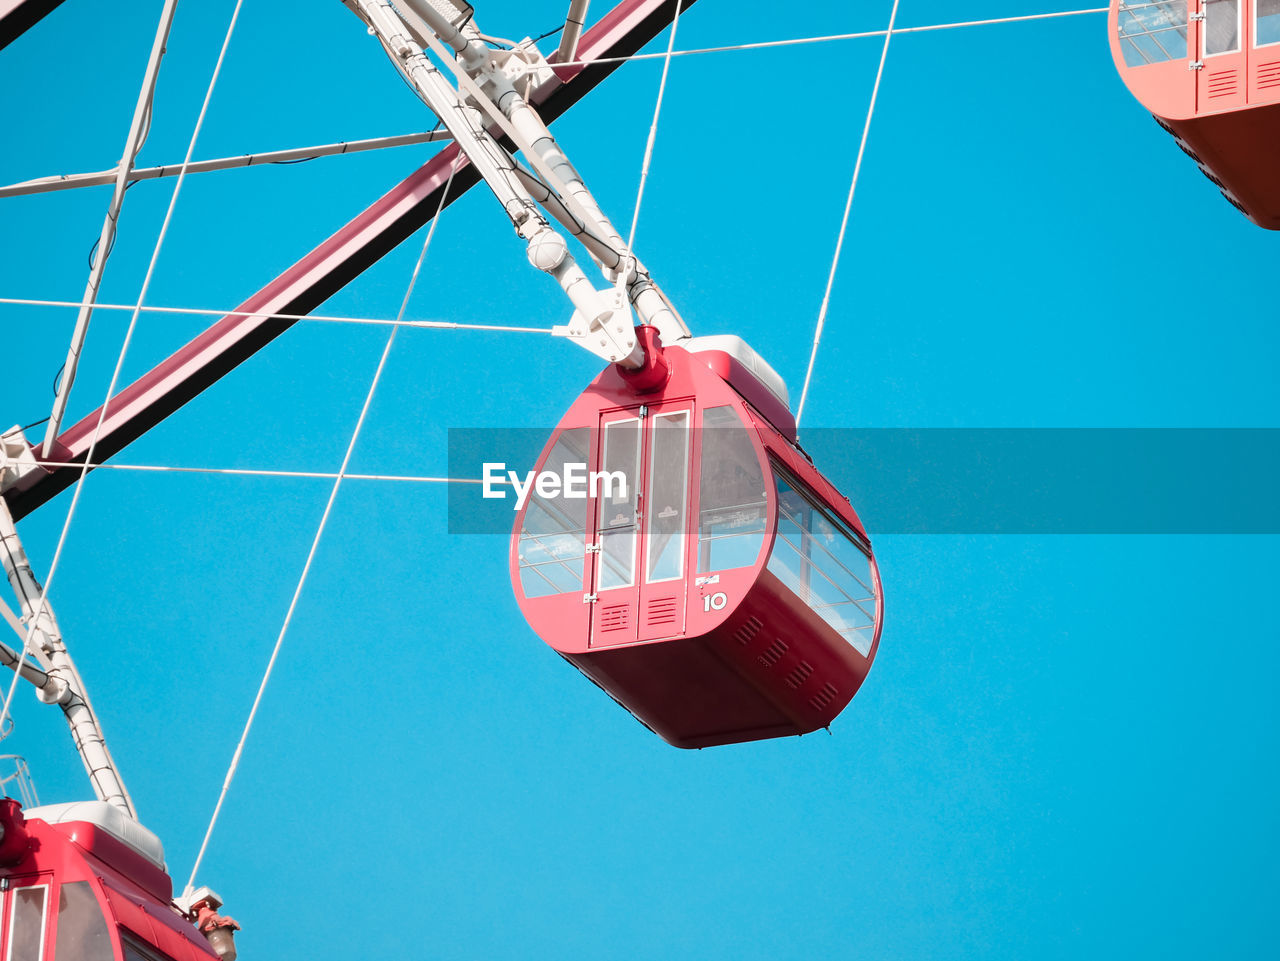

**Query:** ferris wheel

left=0, top=1, right=1274, bottom=959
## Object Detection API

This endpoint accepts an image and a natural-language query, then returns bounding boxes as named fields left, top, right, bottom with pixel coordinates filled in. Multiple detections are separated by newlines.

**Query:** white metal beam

left=0, top=130, right=454, bottom=199
left=557, top=0, right=592, bottom=62
left=41, top=0, right=181, bottom=459
left=0, top=499, right=136, bottom=817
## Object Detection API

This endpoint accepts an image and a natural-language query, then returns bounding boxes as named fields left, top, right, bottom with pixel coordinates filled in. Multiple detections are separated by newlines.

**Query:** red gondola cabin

left=510, top=331, right=883, bottom=749
left=1111, top=0, right=1280, bottom=227
left=0, top=798, right=223, bottom=961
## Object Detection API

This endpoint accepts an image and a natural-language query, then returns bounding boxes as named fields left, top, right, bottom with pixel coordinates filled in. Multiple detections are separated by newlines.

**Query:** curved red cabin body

left=510, top=333, right=884, bottom=749
left=1111, top=0, right=1280, bottom=228
left=0, top=798, right=218, bottom=961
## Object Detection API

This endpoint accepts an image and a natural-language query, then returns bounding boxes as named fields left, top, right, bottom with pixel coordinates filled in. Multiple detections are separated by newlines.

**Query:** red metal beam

left=0, top=0, right=67, bottom=50
left=6, top=0, right=696, bottom=520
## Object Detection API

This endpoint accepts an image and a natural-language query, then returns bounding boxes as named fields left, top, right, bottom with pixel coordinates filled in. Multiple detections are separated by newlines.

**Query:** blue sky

left=1, top=1, right=1277, bottom=959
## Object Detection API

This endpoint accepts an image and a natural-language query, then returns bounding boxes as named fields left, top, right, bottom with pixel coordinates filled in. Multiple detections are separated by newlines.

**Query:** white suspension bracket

left=347, top=0, right=641, bottom=365
left=547, top=288, right=638, bottom=367
left=384, top=0, right=687, bottom=353
left=525, top=225, right=639, bottom=366
left=0, top=497, right=136, bottom=818
left=0, top=427, right=49, bottom=497
left=490, top=36, right=557, bottom=102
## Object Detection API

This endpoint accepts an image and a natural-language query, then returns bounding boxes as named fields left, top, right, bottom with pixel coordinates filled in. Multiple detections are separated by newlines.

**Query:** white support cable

left=886, top=7, right=1106, bottom=34
left=0, top=8, right=1109, bottom=188
left=548, top=7, right=1108, bottom=67
left=0, top=9, right=1109, bottom=314
left=795, top=0, right=901, bottom=427
left=184, top=158, right=462, bottom=897
left=0, top=297, right=554, bottom=334
left=0, top=129, right=454, bottom=200
left=183, top=335, right=394, bottom=896
left=0, top=0, right=247, bottom=782
left=625, top=0, right=683, bottom=255
left=28, top=460, right=488, bottom=484
left=0, top=2, right=1099, bottom=204
left=41, top=0, right=181, bottom=459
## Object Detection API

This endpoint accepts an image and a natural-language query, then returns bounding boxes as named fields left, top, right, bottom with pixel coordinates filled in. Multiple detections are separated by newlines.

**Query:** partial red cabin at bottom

left=0, top=798, right=219, bottom=961
left=511, top=335, right=883, bottom=749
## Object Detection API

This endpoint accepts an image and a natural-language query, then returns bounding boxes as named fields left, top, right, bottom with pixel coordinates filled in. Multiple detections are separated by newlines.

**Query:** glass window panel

left=1120, top=34, right=1156, bottom=66
left=1134, top=28, right=1179, bottom=63
left=598, top=529, right=635, bottom=590
left=697, top=406, right=767, bottom=573
left=598, top=419, right=640, bottom=531
left=804, top=522, right=877, bottom=646
left=1259, top=0, right=1280, bottom=45
left=767, top=470, right=878, bottom=657
left=1118, top=1, right=1188, bottom=65
left=8, top=886, right=47, bottom=961
left=646, top=412, right=689, bottom=582
left=806, top=511, right=876, bottom=611
left=768, top=525, right=809, bottom=601
left=53, top=883, right=111, bottom=961
left=120, top=934, right=177, bottom=961
left=517, top=428, right=591, bottom=598
left=1205, top=0, right=1239, bottom=54
left=596, top=419, right=640, bottom=590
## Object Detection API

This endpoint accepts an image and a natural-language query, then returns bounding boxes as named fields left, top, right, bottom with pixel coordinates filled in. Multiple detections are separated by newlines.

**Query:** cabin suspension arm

left=395, top=0, right=688, bottom=341
left=0, top=496, right=136, bottom=818
left=347, top=0, right=643, bottom=366
left=347, top=0, right=691, bottom=362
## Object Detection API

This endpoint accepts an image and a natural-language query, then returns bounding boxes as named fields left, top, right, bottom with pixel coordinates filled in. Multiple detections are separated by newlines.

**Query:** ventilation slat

left=733, top=616, right=763, bottom=646
left=646, top=597, right=677, bottom=626
left=1207, top=69, right=1238, bottom=98
left=784, top=660, right=814, bottom=690
left=757, top=637, right=789, bottom=668
left=808, top=682, right=839, bottom=712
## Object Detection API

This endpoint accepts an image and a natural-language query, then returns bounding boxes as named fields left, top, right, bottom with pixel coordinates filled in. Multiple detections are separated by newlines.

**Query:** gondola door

left=635, top=405, right=692, bottom=642
left=588, top=402, right=693, bottom=647
left=589, top=410, right=644, bottom=647
left=1198, top=0, right=1249, bottom=111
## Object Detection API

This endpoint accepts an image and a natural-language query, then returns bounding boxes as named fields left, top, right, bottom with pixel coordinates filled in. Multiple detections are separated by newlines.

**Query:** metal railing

left=0, top=755, right=38, bottom=809
left=1118, top=0, right=1189, bottom=65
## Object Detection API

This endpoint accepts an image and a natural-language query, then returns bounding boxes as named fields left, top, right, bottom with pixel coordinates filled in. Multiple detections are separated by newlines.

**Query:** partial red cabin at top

left=1110, top=0, right=1280, bottom=227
